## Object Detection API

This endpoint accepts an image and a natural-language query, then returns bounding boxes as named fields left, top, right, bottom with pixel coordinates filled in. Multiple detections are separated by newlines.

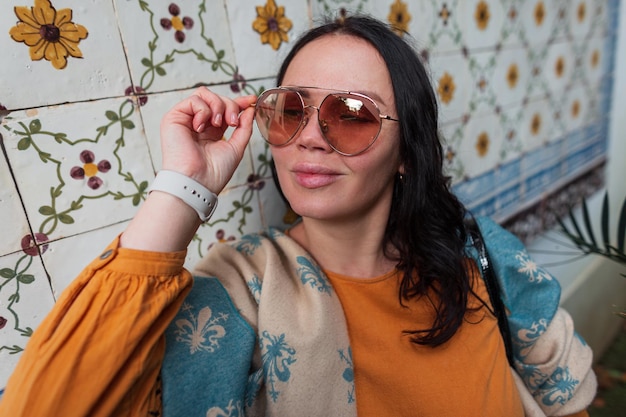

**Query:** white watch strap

left=149, top=170, right=218, bottom=222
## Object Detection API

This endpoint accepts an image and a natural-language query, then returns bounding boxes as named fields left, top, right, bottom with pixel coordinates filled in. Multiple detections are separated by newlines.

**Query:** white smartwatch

left=149, top=170, right=218, bottom=222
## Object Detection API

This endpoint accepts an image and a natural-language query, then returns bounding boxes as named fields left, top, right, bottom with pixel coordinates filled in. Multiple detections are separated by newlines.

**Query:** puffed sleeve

left=474, top=216, right=597, bottom=417
left=0, top=236, right=193, bottom=417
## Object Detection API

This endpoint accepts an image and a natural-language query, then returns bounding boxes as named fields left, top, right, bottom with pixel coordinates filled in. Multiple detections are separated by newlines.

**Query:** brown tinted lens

left=318, top=93, right=382, bottom=155
left=255, top=90, right=304, bottom=146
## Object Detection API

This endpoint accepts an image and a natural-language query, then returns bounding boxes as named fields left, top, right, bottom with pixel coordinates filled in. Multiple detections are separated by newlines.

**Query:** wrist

left=148, top=170, right=218, bottom=222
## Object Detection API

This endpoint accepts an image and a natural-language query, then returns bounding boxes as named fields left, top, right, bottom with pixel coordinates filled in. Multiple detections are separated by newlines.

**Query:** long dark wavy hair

left=274, top=15, right=470, bottom=347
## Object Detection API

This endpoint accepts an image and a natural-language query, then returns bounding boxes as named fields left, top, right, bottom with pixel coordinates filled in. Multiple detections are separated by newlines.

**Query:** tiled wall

left=0, top=0, right=619, bottom=390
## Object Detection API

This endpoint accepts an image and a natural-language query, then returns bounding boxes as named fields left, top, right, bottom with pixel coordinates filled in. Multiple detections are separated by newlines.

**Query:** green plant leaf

left=39, top=205, right=55, bottom=215
left=581, top=198, right=598, bottom=248
left=138, top=181, right=148, bottom=192
left=132, top=194, right=141, bottom=206
left=17, top=274, right=35, bottom=284
left=38, top=151, right=51, bottom=163
left=122, top=120, right=135, bottom=129
left=17, top=137, right=31, bottom=150
left=141, top=57, right=152, bottom=67
left=58, top=214, right=75, bottom=224
left=0, top=268, right=16, bottom=278
left=601, top=192, right=610, bottom=253
left=155, top=66, right=166, bottom=76
left=29, top=119, right=41, bottom=133
left=618, top=195, right=626, bottom=254
left=567, top=208, right=586, bottom=249
left=105, top=111, right=119, bottom=121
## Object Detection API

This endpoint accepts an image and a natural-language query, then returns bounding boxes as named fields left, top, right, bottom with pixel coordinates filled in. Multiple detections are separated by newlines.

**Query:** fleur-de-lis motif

left=174, top=304, right=228, bottom=354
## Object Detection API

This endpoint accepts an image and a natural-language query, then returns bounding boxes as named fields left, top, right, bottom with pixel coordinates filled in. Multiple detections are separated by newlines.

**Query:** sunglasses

left=253, top=86, right=399, bottom=156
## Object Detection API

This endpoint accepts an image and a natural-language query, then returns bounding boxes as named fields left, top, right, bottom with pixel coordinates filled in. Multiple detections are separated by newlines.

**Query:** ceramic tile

left=311, top=0, right=368, bottom=20
left=560, top=82, right=591, bottom=136
left=497, top=104, right=525, bottom=162
left=41, top=221, right=128, bottom=297
left=543, top=41, right=574, bottom=99
left=457, top=112, right=503, bottom=178
left=227, top=0, right=311, bottom=81
left=519, top=0, right=558, bottom=47
left=0, top=250, right=55, bottom=389
left=138, top=85, right=255, bottom=190
left=0, top=154, right=30, bottom=257
left=441, top=120, right=466, bottom=183
left=584, top=36, right=608, bottom=86
left=114, top=0, right=236, bottom=95
left=0, top=0, right=130, bottom=110
left=1, top=97, right=154, bottom=243
left=422, top=0, right=467, bottom=54
left=429, top=52, right=471, bottom=124
left=465, top=51, right=498, bottom=118
left=525, top=42, right=550, bottom=101
left=520, top=98, right=553, bottom=151
left=493, top=46, right=530, bottom=109
left=463, top=0, right=505, bottom=52
left=567, top=0, right=594, bottom=42
left=499, top=0, right=527, bottom=48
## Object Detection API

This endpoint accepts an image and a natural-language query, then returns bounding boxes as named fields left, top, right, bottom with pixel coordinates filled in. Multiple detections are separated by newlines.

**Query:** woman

left=0, top=15, right=595, bottom=417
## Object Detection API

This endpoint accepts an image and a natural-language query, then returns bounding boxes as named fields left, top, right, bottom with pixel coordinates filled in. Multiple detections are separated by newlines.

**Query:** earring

left=398, top=173, right=404, bottom=182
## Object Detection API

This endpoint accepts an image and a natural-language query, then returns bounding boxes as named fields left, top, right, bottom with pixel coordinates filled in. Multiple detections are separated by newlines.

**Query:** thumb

left=228, top=106, right=255, bottom=157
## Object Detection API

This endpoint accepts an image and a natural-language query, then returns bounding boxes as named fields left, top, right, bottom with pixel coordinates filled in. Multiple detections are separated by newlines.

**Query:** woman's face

left=271, top=34, right=403, bottom=224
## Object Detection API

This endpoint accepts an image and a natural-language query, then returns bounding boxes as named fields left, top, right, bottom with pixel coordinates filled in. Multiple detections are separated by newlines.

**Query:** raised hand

left=120, top=88, right=257, bottom=251
left=160, top=87, right=257, bottom=194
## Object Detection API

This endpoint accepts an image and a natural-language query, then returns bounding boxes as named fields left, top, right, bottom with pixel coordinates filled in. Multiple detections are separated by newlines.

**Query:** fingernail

left=196, top=123, right=205, bottom=133
left=230, top=114, right=238, bottom=126
left=214, top=114, right=222, bottom=125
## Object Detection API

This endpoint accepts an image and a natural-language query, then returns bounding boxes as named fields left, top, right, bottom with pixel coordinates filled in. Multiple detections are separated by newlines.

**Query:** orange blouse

left=0, top=237, right=589, bottom=417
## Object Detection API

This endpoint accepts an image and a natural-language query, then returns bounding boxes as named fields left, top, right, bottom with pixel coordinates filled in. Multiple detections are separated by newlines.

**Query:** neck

left=289, top=214, right=397, bottom=279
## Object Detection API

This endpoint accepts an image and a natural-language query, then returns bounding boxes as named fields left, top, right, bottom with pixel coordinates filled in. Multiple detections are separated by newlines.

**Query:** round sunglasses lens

left=319, top=94, right=381, bottom=155
left=255, top=90, right=304, bottom=146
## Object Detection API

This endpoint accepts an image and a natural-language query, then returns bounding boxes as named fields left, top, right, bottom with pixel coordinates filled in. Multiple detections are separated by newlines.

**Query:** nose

left=294, top=105, right=332, bottom=153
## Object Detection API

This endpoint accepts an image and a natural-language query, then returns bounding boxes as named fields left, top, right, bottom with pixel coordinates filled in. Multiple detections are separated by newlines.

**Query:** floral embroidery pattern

left=206, top=400, right=244, bottom=417
left=388, top=0, right=411, bottom=36
left=246, top=274, right=263, bottom=303
left=252, top=0, right=293, bottom=51
left=174, top=303, right=228, bottom=354
left=9, top=0, right=88, bottom=69
left=69, top=150, right=111, bottom=190
left=516, top=250, right=554, bottom=283
left=339, top=348, right=355, bottom=404
left=260, top=330, right=296, bottom=402
left=232, top=233, right=263, bottom=256
left=539, top=367, right=580, bottom=406
left=160, top=3, right=194, bottom=43
left=296, top=256, right=331, bottom=295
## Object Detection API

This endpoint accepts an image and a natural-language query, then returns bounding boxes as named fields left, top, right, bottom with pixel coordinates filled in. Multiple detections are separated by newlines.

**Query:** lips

left=291, top=163, right=342, bottom=189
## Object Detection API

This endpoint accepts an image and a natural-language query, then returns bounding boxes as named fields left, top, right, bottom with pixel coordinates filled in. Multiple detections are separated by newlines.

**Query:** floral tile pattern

left=0, top=0, right=620, bottom=394
left=0, top=0, right=130, bottom=110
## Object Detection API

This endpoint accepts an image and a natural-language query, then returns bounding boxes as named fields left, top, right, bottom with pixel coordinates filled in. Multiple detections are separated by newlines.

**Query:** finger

left=228, top=106, right=255, bottom=157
